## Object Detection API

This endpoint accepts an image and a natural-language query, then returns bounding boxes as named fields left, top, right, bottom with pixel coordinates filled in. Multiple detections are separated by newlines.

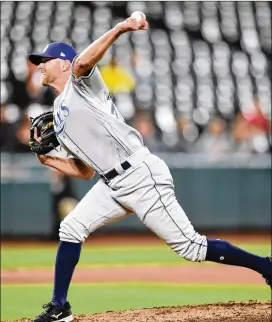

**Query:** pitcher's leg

left=142, top=193, right=272, bottom=280
left=111, top=155, right=272, bottom=284
left=52, top=241, right=82, bottom=306
left=141, top=196, right=208, bottom=262
left=206, top=238, right=272, bottom=277
left=139, top=158, right=207, bottom=262
left=111, top=156, right=208, bottom=262
left=59, top=180, right=128, bottom=243
left=52, top=180, right=128, bottom=308
left=139, top=180, right=272, bottom=287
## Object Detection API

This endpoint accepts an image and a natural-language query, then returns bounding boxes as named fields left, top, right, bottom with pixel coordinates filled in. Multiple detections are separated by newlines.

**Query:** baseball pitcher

left=28, top=13, right=271, bottom=322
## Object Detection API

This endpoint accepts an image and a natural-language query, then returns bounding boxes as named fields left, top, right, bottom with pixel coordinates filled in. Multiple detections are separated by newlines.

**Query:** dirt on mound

left=75, top=301, right=271, bottom=322
left=11, top=301, right=271, bottom=322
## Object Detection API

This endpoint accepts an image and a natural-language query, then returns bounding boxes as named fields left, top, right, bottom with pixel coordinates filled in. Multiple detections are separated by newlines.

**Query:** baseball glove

left=29, top=111, right=60, bottom=155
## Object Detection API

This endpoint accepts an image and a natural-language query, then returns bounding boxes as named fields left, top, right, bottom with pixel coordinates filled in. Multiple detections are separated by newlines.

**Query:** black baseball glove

left=29, top=111, right=60, bottom=155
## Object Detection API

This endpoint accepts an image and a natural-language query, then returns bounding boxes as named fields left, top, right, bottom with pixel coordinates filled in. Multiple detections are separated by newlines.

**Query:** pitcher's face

left=37, top=58, right=62, bottom=86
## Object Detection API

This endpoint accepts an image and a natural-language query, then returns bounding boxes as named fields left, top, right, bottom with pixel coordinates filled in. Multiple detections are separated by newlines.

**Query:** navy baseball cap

left=29, top=42, right=77, bottom=65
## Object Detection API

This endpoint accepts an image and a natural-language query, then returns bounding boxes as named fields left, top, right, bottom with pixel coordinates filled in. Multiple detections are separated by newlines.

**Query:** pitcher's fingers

left=34, top=127, right=42, bottom=143
left=142, top=21, right=149, bottom=30
left=34, top=127, right=38, bottom=139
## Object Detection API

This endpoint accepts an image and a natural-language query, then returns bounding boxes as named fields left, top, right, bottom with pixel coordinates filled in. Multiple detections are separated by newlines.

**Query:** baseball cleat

left=262, top=255, right=272, bottom=289
left=30, top=301, right=73, bottom=322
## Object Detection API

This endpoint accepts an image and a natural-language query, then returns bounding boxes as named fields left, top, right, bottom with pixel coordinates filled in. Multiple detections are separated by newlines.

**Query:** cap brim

left=28, top=53, right=54, bottom=65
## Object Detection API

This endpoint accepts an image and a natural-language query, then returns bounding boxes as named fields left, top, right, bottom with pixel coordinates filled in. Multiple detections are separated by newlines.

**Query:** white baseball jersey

left=55, top=57, right=207, bottom=263
left=53, top=60, right=144, bottom=174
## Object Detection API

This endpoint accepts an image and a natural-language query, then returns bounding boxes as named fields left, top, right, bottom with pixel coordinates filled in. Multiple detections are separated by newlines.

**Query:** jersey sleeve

left=70, top=55, right=109, bottom=102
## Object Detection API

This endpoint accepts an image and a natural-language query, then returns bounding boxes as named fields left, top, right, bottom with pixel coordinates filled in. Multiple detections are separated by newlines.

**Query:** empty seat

left=2, top=1, right=270, bottom=154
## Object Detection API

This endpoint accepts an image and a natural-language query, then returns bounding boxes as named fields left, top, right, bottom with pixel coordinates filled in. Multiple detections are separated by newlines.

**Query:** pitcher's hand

left=34, top=128, right=47, bottom=164
left=117, top=16, right=148, bottom=33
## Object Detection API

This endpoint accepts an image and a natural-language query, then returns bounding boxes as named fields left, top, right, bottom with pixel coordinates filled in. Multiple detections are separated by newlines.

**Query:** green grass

left=1, top=283, right=270, bottom=320
left=1, top=242, right=270, bottom=320
left=1, top=243, right=270, bottom=269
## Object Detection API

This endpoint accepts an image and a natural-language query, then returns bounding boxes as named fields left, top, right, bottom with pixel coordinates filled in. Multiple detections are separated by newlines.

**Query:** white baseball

left=131, top=11, right=146, bottom=22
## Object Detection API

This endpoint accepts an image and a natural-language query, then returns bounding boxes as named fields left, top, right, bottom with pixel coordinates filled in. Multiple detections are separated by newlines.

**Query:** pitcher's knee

left=59, top=216, right=88, bottom=243
left=170, top=235, right=207, bottom=262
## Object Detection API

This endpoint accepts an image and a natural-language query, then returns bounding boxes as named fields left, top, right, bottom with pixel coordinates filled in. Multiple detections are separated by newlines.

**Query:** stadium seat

left=1, top=1, right=270, bottom=153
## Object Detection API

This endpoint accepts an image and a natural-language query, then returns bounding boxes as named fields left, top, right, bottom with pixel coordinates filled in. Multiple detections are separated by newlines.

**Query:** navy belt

left=100, top=161, right=131, bottom=183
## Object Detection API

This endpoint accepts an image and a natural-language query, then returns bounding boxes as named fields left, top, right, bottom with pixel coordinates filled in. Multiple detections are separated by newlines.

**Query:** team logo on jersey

left=54, top=104, right=70, bottom=136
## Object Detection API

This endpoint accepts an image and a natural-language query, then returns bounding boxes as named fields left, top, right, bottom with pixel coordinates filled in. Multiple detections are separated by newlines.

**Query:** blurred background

left=1, top=1, right=271, bottom=239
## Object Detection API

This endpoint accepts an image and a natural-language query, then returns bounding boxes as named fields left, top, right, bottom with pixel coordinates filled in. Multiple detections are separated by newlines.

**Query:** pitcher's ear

left=62, top=60, right=71, bottom=72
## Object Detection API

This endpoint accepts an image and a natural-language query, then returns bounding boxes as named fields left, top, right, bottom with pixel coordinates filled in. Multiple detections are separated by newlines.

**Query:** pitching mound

left=10, top=301, right=271, bottom=322
left=74, top=301, right=271, bottom=322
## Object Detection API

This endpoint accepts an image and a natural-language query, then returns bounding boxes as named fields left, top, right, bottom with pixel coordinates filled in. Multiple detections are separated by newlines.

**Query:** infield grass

left=1, top=242, right=271, bottom=320
left=1, top=283, right=270, bottom=320
left=1, top=243, right=270, bottom=269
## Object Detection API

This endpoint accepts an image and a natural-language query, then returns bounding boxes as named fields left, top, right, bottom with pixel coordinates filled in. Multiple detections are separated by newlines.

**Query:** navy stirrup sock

left=52, top=241, right=82, bottom=306
left=206, top=238, right=270, bottom=275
